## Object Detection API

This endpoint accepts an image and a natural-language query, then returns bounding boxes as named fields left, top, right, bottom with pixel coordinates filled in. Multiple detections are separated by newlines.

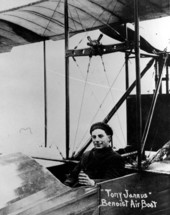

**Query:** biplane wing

left=0, top=0, right=170, bottom=53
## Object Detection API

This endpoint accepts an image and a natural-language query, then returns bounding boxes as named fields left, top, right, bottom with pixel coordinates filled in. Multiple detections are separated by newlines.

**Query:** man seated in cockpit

left=64, top=122, right=125, bottom=187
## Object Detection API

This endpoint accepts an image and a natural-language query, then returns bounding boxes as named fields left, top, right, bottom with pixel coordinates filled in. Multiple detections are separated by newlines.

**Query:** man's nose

left=95, top=136, right=100, bottom=141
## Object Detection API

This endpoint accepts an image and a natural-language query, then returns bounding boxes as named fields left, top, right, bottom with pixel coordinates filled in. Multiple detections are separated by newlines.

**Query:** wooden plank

left=6, top=187, right=98, bottom=215
left=2, top=153, right=170, bottom=215
left=0, top=153, right=98, bottom=215
left=98, top=172, right=170, bottom=215
left=66, top=42, right=133, bottom=57
left=0, top=153, right=70, bottom=214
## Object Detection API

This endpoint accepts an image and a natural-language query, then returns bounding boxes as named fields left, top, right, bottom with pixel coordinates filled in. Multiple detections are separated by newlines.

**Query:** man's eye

left=92, top=135, right=96, bottom=139
left=98, top=135, right=103, bottom=138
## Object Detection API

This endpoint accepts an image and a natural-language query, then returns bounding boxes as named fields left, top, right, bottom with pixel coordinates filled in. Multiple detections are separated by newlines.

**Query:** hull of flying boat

left=1, top=153, right=170, bottom=215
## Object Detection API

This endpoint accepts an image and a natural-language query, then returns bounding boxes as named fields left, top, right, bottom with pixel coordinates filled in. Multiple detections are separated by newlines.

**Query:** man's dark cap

left=90, top=122, right=113, bottom=136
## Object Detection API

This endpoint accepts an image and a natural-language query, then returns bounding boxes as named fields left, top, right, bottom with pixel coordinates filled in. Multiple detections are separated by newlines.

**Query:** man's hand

left=78, top=171, right=95, bottom=186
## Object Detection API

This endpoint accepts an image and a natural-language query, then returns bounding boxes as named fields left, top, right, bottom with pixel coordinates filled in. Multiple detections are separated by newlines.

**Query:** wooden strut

left=73, top=58, right=155, bottom=160
left=64, top=0, right=160, bottom=162
left=43, top=40, right=47, bottom=148
left=65, top=0, right=70, bottom=159
left=66, top=42, right=134, bottom=57
left=134, top=0, right=142, bottom=171
left=141, top=54, right=168, bottom=155
left=33, top=156, right=79, bottom=164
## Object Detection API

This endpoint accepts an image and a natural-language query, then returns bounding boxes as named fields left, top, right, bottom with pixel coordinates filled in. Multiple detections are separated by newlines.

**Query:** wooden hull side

left=24, top=187, right=98, bottom=215
left=98, top=172, right=170, bottom=215
left=0, top=153, right=98, bottom=215
left=1, top=153, right=170, bottom=215
left=4, top=186, right=98, bottom=215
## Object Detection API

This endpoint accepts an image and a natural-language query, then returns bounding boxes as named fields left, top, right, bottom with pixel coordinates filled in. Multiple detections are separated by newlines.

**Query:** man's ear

left=108, top=135, right=111, bottom=142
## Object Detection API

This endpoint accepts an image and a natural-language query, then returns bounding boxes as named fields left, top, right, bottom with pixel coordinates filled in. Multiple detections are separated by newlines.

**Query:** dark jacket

left=64, top=147, right=125, bottom=187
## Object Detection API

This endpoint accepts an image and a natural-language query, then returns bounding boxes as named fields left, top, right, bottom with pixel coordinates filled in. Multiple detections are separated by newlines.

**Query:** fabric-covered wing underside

left=0, top=0, right=170, bottom=53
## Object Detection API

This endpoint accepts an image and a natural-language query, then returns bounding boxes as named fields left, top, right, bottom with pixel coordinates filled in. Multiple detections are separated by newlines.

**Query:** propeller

left=87, top=34, right=103, bottom=47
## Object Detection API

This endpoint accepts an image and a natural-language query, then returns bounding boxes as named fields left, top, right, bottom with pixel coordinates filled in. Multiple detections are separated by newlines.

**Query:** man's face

left=91, top=129, right=111, bottom=149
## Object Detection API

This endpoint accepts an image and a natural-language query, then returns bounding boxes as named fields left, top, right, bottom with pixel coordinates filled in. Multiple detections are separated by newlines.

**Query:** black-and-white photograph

left=0, top=0, right=170, bottom=214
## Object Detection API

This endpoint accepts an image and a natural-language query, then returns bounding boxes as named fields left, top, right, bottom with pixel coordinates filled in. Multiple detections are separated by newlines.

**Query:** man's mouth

left=94, top=142, right=103, bottom=148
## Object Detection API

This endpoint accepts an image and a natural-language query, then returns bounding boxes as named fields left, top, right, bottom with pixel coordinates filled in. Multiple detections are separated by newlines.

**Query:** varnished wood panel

left=98, top=172, right=170, bottom=215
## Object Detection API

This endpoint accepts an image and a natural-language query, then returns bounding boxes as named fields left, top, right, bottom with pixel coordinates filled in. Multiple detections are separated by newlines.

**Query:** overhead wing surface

left=0, top=0, right=170, bottom=53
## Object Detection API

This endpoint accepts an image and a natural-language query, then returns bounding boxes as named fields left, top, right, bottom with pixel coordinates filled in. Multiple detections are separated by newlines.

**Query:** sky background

left=0, top=0, right=170, bottom=162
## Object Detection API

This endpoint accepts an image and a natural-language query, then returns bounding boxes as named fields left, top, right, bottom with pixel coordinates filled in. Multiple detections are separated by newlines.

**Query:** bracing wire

left=68, top=5, right=77, bottom=31
left=100, top=55, right=126, bottom=146
left=48, top=55, right=125, bottom=155
left=69, top=1, right=92, bottom=50
left=73, top=32, right=89, bottom=50
left=71, top=57, right=92, bottom=155
left=49, top=142, right=65, bottom=160
left=71, top=57, right=104, bottom=106
left=90, top=61, right=126, bottom=122
left=90, top=0, right=115, bottom=28
left=105, top=0, right=119, bottom=26
left=74, top=60, right=126, bottom=152
left=88, top=0, right=125, bottom=41
left=70, top=59, right=109, bottom=155
left=71, top=0, right=92, bottom=50
left=42, top=0, right=61, bottom=36
left=73, top=0, right=87, bottom=32
left=71, top=0, right=125, bottom=51
left=56, top=146, right=65, bottom=160
left=69, top=0, right=127, bottom=154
